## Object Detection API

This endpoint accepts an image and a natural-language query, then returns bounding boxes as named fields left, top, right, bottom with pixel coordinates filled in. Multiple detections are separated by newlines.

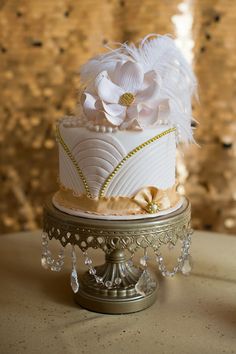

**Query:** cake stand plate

left=43, top=197, right=192, bottom=314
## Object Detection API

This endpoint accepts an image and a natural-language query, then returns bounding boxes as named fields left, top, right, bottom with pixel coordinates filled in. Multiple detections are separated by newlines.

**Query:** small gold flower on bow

left=133, top=186, right=173, bottom=214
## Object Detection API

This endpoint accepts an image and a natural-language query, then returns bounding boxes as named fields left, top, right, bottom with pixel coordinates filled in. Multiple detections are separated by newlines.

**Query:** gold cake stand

left=42, top=197, right=192, bottom=314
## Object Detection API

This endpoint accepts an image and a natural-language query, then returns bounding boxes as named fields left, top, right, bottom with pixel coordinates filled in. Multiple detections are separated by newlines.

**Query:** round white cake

left=53, top=34, right=196, bottom=219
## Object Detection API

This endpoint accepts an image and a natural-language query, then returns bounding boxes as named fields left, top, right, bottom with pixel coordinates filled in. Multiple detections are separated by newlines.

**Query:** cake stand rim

left=43, top=195, right=190, bottom=230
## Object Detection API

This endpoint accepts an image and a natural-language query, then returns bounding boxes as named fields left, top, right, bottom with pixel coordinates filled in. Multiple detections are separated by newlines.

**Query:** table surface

left=0, top=230, right=236, bottom=354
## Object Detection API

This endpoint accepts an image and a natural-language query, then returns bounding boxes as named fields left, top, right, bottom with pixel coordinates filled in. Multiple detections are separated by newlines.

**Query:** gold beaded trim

left=55, top=124, right=92, bottom=198
left=99, top=127, right=176, bottom=198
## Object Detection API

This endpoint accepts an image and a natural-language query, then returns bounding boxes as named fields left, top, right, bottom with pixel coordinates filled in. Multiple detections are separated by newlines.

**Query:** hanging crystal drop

left=84, top=257, right=92, bottom=266
left=42, top=231, right=48, bottom=241
left=135, top=270, right=156, bottom=296
left=89, top=268, right=96, bottom=275
left=70, top=245, right=79, bottom=293
left=71, top=268, right=79, bottom=293
left=156, top=255, right=163, bottom=263
left=140, top=248, right=149, bottom=267
left=41, top=232, right=49, bottom=269
left=95, top=276, right=103, bottom=284
left=51, top=264, right=60, bottom=272
left=140, top=256, right=147, bottom=267
left=47, top=257, right=54, bottom=266
left=41, top=256, right=49, bottom=269
left=181, top=255, right=193, bottom=276
left=58, top=249, right=65, bottom=260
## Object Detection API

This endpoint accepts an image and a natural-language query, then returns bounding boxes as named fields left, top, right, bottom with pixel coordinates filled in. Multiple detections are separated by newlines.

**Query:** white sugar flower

left=80, top=34, right=197, bottom=141
left=82, top=60, right=162, bottom=129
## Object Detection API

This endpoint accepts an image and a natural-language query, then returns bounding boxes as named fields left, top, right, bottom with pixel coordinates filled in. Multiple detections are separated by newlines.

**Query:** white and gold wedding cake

left=53, top=34, right=196, bottom=219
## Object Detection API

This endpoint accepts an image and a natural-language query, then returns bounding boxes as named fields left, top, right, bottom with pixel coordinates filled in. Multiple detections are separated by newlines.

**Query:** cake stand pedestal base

left=75, top=287, right=157, bottom=314
left=75, top=249, right=157, bottom=314
left=42, top=197, right=192, bottom=314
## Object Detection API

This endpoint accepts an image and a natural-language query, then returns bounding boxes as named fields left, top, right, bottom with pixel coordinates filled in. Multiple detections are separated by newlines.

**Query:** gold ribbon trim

left=54, top=184, right=180, bottom=216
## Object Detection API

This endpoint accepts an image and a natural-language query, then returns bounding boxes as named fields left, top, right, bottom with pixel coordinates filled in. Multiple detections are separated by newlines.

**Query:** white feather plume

left=80, top=34, right=197, bottom=143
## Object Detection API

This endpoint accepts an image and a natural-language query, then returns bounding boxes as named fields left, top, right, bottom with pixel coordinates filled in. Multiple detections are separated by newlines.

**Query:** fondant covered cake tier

left=53, top=119, right=179, bottom=217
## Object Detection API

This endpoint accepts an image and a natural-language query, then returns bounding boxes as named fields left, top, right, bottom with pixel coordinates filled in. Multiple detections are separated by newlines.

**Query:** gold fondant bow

left=133, top=185, right=179, bottom=214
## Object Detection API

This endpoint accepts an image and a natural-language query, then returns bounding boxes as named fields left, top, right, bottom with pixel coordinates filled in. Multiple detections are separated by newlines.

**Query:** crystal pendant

left=41, top=232, right=49, bottom=269
left=95, top=276, right=103, bottom=284
left=140, top=249, right=149, bottom=267
left=71, top=268, right=79, bottom=293
left=181, top=255, right=193, bottom=276
left=41, top=256, right=49, bottom=269
left=135, top=270, right=156, bottom=296
left=70, top=245, right=79, bottom=293
left=41, top=231, right=65, bottom=272
left=85, top=257, right=92, bottom=266
left=140, top=256, right=148, bottom=267
left=89, top=268, right=96, bottom=275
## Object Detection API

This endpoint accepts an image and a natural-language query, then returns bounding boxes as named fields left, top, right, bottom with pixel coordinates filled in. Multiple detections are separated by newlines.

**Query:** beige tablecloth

left=0, top=230, right=236, bottom=354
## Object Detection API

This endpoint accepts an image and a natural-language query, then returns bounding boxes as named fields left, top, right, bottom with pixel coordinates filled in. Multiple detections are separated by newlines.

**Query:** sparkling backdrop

left=1, top=0, right=236, bottom=235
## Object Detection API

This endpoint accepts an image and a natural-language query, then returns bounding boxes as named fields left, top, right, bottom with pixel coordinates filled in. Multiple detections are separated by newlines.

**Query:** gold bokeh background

left=1, top=0, right=236, bottom=235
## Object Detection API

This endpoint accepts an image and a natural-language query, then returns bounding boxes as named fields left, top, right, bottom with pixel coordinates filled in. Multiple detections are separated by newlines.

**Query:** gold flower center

left=146, top=202, right=160, bottom=214
left=119, top=92, right=135, bottom=106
